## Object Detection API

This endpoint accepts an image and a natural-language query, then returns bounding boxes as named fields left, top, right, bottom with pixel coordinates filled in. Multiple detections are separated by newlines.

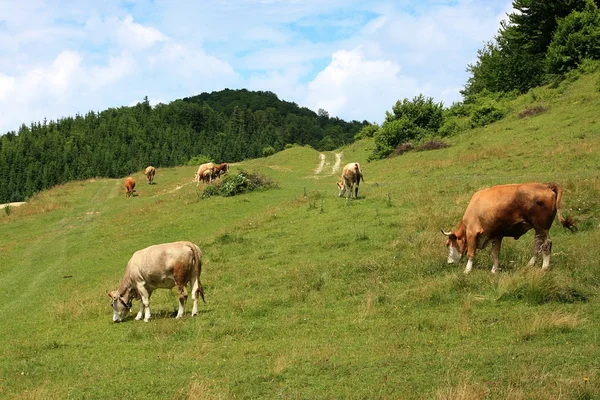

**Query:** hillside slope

left=0, top=72, right=599, bottom=399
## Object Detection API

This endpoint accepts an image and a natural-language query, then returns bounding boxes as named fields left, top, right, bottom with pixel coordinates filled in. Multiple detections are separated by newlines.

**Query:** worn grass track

left=1, top=71, right=600, bottom=399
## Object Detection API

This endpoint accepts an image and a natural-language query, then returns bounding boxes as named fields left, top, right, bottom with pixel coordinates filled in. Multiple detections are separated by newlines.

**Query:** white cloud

left=0, top=74, right=16, bottom=101
left=117, top=14, right=168, bottom=49
left=305, top=47, right=422, bottom=123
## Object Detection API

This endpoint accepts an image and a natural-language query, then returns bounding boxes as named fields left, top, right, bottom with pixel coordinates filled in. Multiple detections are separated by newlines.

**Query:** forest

left=0, top=90, right=367, bottom=203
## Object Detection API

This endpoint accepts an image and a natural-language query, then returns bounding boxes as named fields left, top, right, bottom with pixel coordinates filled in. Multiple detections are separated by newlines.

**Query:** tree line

left=0, top=89, right=367, bottom=203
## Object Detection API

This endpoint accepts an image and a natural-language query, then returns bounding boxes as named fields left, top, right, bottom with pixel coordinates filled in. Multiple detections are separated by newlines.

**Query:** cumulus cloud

left=117, top=14, right=168, bottom=50
left=304, top=47, right=422, bottom=123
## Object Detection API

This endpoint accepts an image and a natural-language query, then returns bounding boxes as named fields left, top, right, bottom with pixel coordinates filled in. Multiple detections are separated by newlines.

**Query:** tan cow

left=125, top=177, right=136, bottom=197
left=195, top=162, right=215, bottom=186
left=337, top=162, right=364, bottom=199
left=144, top=166, right=156, bottom=184
left=108, top=241, right=206, bottom=322
left=213, top=163, right=229, bottom=179
left=442, top=182, right=575, bottom=274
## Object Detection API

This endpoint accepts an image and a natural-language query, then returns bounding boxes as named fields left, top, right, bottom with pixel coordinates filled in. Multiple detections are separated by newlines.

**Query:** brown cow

left=108, top=241, right=206, bottom=322
left=144, top=166, right=156, bottom=184
left=442, top=182, right=575, bottom=274
left=337, top=162, right=364, bottom=199
left=213, top=163, right=229, bottom=179
left=194, top=162, right=215, bottom=186
left=125, top=177, right=136, bottom=197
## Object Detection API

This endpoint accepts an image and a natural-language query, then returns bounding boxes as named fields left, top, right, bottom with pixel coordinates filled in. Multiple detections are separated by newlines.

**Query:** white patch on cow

left=464, top=258, right=473, bottom=274
left=447, top=246, right=461, bottom=264
left=542, top=254, right=551, bottom=270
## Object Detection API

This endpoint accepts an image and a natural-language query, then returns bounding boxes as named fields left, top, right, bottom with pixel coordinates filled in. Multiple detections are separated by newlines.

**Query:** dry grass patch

left=517, top=311, right=581, bottom=342
left=436, top=381, right=489, bottom=400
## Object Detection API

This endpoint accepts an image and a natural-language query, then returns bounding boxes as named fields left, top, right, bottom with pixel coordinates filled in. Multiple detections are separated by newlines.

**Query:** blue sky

left=0, top=0, right=513, bottom=134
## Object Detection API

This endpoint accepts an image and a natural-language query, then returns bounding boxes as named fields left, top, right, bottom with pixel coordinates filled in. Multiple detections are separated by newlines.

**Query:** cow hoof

left=144, top=318, right=151, bottom=322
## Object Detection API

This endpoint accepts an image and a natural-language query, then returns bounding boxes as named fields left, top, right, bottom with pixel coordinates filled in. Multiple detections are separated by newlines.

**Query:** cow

left=108, top=241, right=206, bottom=323
left=213, top=163, right=229, bottom=179
left=337, top=162, right=364, bottom=199
left=201, top=168, right=215, bottom=184
left=194, top=162, right=215, bottom=186
left=144, top=166, right=156, bottom=185
left=441, top=182, right=575, bottom=274
left=125, top=177, right=136, bottom=198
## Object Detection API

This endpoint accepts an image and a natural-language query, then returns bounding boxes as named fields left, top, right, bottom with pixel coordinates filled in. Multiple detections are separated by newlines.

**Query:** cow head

left=441, top=229, right=466, bottom=264
left=337, top=181, right=346, bottom=197
left=108, top=291, right=131, bottom=323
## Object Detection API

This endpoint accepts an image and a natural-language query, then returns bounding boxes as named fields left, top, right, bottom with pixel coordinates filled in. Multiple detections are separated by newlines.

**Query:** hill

left=0, top=89, right=367, bottom=203
left=0, top=70, right=599, bottom=398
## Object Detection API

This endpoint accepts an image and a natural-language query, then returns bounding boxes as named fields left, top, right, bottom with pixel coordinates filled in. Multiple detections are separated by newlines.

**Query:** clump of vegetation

left=203, top=170, right=277, bottom=197
left=3, top=205, right=10, bottom=216
left=392, top=142, right=413, bottom=156
left=518, top=105, right=548, bottom=118
left=188, top=154, right=213, bottom=166
left=497, top=270, right=588, bottom=305
left=416, top=140, right=449, bottom=151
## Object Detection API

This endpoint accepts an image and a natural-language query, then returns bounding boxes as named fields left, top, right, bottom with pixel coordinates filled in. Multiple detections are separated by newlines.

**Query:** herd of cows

left=109, top=160, right=576, bottom=323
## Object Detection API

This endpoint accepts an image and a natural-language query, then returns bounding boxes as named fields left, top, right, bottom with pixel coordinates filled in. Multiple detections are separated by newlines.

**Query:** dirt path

left=0, top=202, right=26, bottom=209
left=332, top=153, right=342, bottom=175
left=314, top=154, right=326, bottom=175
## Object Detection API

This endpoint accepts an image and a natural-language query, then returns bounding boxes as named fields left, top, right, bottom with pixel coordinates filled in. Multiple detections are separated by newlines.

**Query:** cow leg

left=135, top=301, right=145, bottom=320
left=541, top=234, right=552, bottom=270
left=190, top=278, right=200, bottom=316
left=464, top=233, right=478, bottom=274
left=528, top=232, right=546, bottom=267
left=354, top=183, right=359, bottom=199
left=491, top=238, right=502, bottom=273
left=137, top=285, right=152, bottom=322
left=176, top=284, right=188, bottom=318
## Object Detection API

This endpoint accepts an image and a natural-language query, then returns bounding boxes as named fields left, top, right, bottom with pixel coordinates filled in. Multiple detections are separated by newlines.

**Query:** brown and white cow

left=337, top=162, right=364, bottom=199
left=442, top=182, right=575, bottom=274
left=194, top=162, right=215, bottom=186
left=144, top=166, right=156, bottom=184
left=125, top=177, right=136, bottom=197
left=108, top=241, right=206, bottom=322
left=213, top=163, right=229, bottom=179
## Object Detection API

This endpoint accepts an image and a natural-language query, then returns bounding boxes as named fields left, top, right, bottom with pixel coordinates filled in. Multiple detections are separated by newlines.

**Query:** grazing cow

left=144, top=166, right=156, bottom=185
left=194, top=162, right=215, bottom=186
left=337, top=162, right=364, bottom=199
left=125, top=177, right=136, bottom=198
left=214, top=163, right=229, bottom=179
left=201, top=168, right=215, bottom=184
left=108, top=241, right=206, bottom=323
left=442, top=182, right=575, bottom=274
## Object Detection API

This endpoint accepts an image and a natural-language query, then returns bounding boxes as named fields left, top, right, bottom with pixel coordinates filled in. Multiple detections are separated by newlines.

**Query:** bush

left=393, top=142, right=414, bottom=156
left=188, top=154, right=213, bottom=166
left=203, top=170, right=277, bottom=197
left=518, top=105, right=548, bottom=119
left=262, top=146, right=275, bottom=158
left=470, top=100, right=506, bottom=127
left=438, top=115, right=470, bottom=137
left=354, top=124, right=379, bottom=140
left=416, top=140, right=449, bottom=151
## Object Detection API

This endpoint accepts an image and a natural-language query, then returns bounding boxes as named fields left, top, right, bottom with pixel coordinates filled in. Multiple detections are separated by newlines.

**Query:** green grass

left=1, top=72, right=600, bottom=399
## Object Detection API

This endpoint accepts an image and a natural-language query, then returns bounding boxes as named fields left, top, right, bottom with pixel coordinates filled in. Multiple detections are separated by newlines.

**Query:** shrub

left=393, top=142, right=414, bottom=156
left=470, top=100, right=506, bottom=127
left=438, top=115, right=470, bottom=137
left=416, top=140, right=449, bottom=151
left=262, top=146, right=275, bottom=158
left=188, top=154, right=213, bottom=166
left=354, top=124, right=379, bottom=140
left=203, top=170, right=277, bottom=197
left=518, top=105, right=548, bottom=119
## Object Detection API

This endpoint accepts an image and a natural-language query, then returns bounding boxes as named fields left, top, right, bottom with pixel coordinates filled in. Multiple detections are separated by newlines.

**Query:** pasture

left=1, top=72, right=600, bottom=399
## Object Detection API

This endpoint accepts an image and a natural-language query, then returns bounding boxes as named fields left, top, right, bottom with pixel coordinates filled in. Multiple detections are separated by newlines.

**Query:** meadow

left=1, top=71, right=600, bottom=399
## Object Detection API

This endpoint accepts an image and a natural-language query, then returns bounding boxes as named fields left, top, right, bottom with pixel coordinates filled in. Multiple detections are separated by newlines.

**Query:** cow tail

left=190, top=243, right=206, bottom=303
left=547, top=183, right=576, bottom=231
left=355, top=163, right=364, bottom=183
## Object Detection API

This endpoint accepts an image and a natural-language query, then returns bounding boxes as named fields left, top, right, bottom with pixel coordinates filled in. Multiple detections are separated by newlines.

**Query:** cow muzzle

left=447, top=246, right=461, bottom=264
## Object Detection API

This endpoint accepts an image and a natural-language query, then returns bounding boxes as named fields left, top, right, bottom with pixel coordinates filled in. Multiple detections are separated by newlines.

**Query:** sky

left=0, top=0, right=514, bottom=134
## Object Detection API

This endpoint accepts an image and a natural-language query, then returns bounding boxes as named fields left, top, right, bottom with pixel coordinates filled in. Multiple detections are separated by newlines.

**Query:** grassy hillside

left=1, top=71, right=599, bottom=399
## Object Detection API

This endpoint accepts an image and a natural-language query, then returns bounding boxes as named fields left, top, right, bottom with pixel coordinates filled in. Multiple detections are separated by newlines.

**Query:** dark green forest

left=0, top=89, right=367, bottom=203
